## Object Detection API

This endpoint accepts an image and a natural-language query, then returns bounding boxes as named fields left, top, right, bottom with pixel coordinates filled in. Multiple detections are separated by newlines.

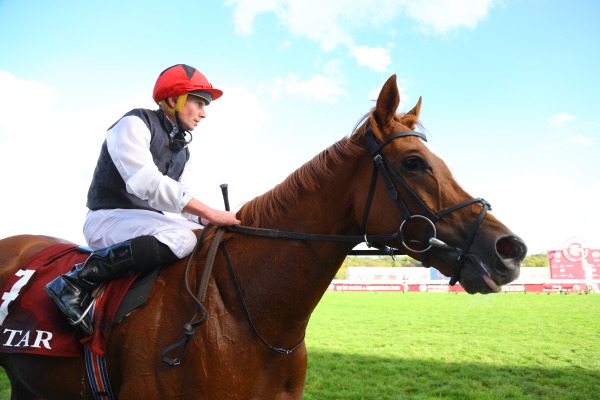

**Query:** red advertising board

left=548, top=237, right=600, bottom=280
left=327, top=282, right=464, bottom=292
left=548, top=250, right=585, bottom=279
left=587, top=249, right=600, bottom=279
left=326, top=283, right=588, bottom=293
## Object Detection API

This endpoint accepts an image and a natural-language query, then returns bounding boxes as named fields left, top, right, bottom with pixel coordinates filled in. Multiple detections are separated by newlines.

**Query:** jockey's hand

left=201, top=210, right=241, bottom=227
left=183, top=198, right=241, bottom=227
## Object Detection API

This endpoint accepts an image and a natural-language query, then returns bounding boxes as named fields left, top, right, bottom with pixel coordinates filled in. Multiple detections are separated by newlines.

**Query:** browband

left=365, top=127, right=427, bottom=155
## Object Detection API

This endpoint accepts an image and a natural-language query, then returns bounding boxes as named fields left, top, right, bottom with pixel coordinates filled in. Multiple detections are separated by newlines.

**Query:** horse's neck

left=234, top=156, right=362, bottom=339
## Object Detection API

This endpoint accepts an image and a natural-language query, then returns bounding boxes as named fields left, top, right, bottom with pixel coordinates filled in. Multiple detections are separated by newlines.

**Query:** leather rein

left=230, top=127, right=492, bottom=285
left=162, top=126, right=492, bottom=363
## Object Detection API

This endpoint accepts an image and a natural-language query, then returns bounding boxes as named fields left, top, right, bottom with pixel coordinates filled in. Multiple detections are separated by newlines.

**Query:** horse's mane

left=237, top=110, right=420, bottom=227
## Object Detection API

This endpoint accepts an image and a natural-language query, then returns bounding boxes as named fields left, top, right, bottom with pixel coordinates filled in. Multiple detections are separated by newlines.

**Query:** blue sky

left=0, top=0, right=598, bottom=255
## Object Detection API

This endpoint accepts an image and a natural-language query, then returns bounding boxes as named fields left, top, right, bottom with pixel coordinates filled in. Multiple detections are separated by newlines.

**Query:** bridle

left=164, top=125, right=495, bottom=363
left=231, top=126, right=493, bottom=286
left=362, top=126, right=492, bottom=285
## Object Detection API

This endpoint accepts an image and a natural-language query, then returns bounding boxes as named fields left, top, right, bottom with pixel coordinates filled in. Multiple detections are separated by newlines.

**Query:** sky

left=0, top=0, right=598, bottom=256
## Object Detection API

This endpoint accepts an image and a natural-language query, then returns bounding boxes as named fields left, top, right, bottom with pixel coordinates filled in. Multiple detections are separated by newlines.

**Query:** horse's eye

left=403, top=156, right=424, bottom=171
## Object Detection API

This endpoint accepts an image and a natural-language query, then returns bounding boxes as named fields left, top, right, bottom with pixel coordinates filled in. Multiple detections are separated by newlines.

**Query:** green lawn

left=1, top=292, right=598, bottom=399
left=303, top=292, right=600, bottom=399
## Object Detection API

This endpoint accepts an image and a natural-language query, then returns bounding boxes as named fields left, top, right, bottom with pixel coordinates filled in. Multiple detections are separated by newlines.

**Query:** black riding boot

left=44, top=236, right=178, bottom=335
left=44, top=240, right=137, bottom=335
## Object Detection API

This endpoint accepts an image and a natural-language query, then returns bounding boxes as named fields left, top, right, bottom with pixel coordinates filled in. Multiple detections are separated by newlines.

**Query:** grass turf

left=303, top=292, right=599, bottom=399
left=0, top=292, right=597, bottom=399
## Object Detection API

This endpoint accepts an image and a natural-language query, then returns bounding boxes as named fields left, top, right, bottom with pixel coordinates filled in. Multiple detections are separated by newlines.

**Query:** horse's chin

left=459, top=266, right=503, bottom=294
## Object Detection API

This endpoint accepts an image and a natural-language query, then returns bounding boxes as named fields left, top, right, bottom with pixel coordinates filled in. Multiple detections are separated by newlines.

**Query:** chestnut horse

left=0, top=75, right=526, bottom=399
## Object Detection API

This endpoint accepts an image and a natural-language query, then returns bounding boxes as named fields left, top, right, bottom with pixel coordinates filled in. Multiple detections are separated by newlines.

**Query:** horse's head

left=358, top=75, right=526, bottom=294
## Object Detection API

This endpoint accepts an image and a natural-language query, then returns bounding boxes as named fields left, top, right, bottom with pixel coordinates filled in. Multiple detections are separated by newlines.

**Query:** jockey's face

left=167, top=95, right=206, bottom=132
left=178, top=95, right=207, bottom=132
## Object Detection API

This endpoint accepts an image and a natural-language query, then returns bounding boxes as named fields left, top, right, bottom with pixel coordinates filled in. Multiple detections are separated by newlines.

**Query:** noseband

left=231, top=127, right=491, bottom=286
left=206, top=127, right=495, bottom=357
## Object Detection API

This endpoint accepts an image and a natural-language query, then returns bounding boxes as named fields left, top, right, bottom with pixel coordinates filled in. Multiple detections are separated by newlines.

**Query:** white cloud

left=0, top=71, right=59, bottom=131
left=502, top=174, right=600, bottom=254
left=0, top=72, right=87, bottom=242
left=226, top=0, right=497, bottom=52
left=278, top=40, right=292, bottom=49
left=226, top=0, right=283, bottom=35
left=227, top=0, right=353, bottom=50
left=548, top=112, right=576, bottom=128
left=271, top=73, right=347, bottom=103
left=567, top=135, right=593, bottom=145
left=323, top=59, right=345, bottom=76
left=404, top=0, right=495, bottom=34
left=202, top=85, right=271, bottom=138
left=350, top=46, right=392, bottom=72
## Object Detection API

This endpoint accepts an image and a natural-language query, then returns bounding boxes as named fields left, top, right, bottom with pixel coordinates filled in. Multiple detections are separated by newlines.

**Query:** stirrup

left=71, top=300, right=95, bottom=326
left=67, top=284, right=106, bottom=335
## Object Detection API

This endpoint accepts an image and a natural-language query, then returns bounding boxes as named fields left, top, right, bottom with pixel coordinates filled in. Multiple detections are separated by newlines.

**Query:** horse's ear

left=404, top=96, right=422, bottom=130
left=374, top=75, right=400, bottom=130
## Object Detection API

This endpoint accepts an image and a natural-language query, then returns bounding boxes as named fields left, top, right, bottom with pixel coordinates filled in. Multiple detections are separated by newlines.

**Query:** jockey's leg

left=44, top=235, right=178, bottom=335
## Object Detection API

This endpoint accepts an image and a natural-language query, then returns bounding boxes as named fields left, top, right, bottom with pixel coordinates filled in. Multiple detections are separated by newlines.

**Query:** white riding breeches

left=83, top=209, right=201, bottom=259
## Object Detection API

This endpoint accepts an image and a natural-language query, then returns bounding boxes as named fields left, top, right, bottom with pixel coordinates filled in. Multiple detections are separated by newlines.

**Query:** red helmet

left=152, top=64, right=223, bottom=104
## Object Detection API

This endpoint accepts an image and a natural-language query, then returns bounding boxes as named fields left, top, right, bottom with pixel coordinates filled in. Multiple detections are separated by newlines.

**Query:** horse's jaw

left=458, top=237, right=525, bottom=294
left=459, top=264, right=506, bottom=294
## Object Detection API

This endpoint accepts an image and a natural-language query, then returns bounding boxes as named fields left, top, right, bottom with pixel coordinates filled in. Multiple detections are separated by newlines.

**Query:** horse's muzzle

left=460, top=235, right=527, bottom=294
left=493, top=235, right=527, bottom=283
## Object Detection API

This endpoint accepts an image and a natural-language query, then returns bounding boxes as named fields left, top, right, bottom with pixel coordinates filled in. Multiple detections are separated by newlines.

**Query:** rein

left=362, top=127, right=492, bottom=284
left=161, top=227, right=225, bottom=366
left=231, top=127, right=492, bottom=284
left=222, top=242, right=305, bottom=355
left=163, top=126, right=493, bottom=363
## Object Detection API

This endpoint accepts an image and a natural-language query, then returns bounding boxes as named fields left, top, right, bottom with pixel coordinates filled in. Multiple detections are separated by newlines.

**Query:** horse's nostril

left=496, top=236, right=527, bottom=261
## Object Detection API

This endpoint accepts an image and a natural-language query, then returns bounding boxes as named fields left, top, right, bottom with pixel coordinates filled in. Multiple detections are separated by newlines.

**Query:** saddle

left=0, top=244, right=158, bottom=357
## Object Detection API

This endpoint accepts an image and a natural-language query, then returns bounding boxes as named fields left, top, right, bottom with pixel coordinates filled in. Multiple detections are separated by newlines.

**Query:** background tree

left=520, top=253, right=549, bottom=267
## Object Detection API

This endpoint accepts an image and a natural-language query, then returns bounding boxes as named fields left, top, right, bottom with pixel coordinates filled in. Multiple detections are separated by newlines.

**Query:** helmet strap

left=174, top=93, right=188, bottom=114
left=173, top=93, right=189, bottom=134
left=166, top=94, right=193, bottom=152
left=159, top=94, right=189, bottom=119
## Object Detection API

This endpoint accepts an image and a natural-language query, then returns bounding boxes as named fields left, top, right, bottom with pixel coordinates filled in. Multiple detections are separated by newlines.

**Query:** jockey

left=45, top=64, right=240, bottom=335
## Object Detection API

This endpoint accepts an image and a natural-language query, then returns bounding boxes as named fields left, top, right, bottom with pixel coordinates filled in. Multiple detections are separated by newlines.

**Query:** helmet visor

left=188, top=90, right=212, bottom=105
